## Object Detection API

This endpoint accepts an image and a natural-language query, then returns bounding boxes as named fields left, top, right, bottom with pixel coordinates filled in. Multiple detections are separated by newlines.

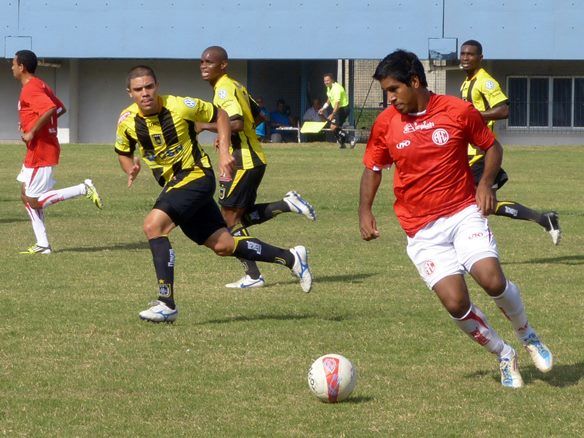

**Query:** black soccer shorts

left=218, top=165, right=266, bottom=209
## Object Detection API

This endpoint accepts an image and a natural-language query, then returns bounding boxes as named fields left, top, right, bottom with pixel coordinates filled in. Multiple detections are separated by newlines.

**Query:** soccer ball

left=307, top=353, right=357, bottom=402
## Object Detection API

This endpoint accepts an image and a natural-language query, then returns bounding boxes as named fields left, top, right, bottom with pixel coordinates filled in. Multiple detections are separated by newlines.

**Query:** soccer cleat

left=225, top=275, right=266, bottom=289
left=499, top=348, right=524, bottom=388
left=139, top=300, right=178, bottom=323
left=542, top=211, right=561, bottom=245
left=349, top=138, right=357, bottom=149
left=290, top=245, right=312, bottom=293
left=84, top=179, right=103, bottom=209
left=523, top=333, right=553, bottom=373
left=283, top=191, right=317, bottom=221
left=19, top=244, right=52, bottom=255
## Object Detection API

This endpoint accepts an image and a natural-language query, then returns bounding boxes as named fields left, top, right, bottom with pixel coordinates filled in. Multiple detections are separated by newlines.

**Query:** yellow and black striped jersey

left=114, top=95, right=216, bottom=185
left=213, top=75, right=267, bottom=169
left=461, top=68, right=508, bottom=165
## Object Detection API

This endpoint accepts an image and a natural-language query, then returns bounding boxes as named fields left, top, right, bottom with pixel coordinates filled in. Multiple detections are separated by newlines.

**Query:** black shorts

left=330, top=106, right=350, bottom=129
left=153, top=169, right=226, bottom=244
left=470, top=160, right=509, bottom=190
left=218, top=165, right=266, bottom=209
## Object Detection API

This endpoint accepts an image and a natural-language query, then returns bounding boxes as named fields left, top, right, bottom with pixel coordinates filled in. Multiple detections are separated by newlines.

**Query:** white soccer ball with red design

left=307, top=353, right=357, bottom=402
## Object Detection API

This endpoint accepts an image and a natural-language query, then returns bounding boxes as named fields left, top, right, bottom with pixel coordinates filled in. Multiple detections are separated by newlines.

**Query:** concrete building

left=2, top=0, right=583, bottom=145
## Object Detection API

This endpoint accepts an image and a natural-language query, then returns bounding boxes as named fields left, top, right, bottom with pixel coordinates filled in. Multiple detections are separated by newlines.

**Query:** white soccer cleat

left=19, top=244, right=52, bottom=255
left=499, top=348, right=524, bottom=389
left=542, top=211, right=561, bottom=245
left=290, top=245, right=312, bottom=293
left=523, top=333, right=553, bottom=373
left=84, top=179, right=103, bottom=209
left=225, top=275, right=266, bottom=289
left=139, top=300, right=178, bottom=323
left=283, top=191, right=316, bottom=221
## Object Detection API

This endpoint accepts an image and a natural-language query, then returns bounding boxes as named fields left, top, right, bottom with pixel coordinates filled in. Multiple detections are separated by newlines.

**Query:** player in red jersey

left=12, top=50, right=103, bottom=254
left=359, top=50, right=552, bottom=388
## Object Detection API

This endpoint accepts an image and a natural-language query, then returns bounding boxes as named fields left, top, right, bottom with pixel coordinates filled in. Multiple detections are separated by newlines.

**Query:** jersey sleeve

left=27, top=86, right=58, bottom=116
left=214, top=84, right=243, bottom=119
left=114, top=110, right=136, bottom=156
left=177, top=96, right=217, bottom=123
left=479, top=77, right=508, bottom=108
left=363, top=115, right=393, bottom=171
left=461, top=103, right=496, bottom=151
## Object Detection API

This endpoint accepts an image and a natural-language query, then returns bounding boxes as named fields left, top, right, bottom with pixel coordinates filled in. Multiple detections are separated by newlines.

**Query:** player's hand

left=359, top=210, right=380, bottom=241
left=475, top=181, right=497, bottom=216
left=127, top=156, right=141, bottom=187
left=218, top=151, right=235, bottom=182
left=21, top=129, right=34, bottom=143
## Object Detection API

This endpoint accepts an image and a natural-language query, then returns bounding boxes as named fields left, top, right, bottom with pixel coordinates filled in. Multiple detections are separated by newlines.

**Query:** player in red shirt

left=12, top=50, right=103, bottom=254
left=359, top=50, right=552, bottom=388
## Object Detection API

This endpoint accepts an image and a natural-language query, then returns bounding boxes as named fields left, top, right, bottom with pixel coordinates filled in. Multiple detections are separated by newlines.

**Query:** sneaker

left=19, top=244, right=52, bottom=255
left=225, top=275, right=266, bottom=289
left=139, top=300, right=178, bottom=323
left=542, top=211, right=561, bottom=245
left=523, top=333, right=553, bottom=373
left=290, top=245, right=312, bottom=293
left=283, top=191, right=316, bottom=221
left=84, top=179, right=103, bottom=209
left=349, top=138, right=357, bottom=149
left=499, top=348, right=524, bottom=388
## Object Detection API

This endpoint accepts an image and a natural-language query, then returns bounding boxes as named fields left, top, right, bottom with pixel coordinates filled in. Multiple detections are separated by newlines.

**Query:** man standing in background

left=319, top=73, right=351, bottom=148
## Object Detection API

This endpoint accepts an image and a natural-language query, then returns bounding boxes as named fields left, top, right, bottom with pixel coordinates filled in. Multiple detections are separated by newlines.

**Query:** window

left=507, top=76, right=584, bottom=128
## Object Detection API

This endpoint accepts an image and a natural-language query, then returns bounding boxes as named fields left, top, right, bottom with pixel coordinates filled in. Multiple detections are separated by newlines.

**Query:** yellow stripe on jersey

left=226, top=168, right=246, bottom=198
left=114, top=95, right=216, bottom=185
left=213, top=75, right=267, bottom=169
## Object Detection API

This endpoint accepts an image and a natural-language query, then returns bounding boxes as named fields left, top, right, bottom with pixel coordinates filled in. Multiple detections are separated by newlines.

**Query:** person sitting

left=302, top=98, right=327, bottom=142
left=270, top=99, right=294, bottom=142
left=254, top=96, right=270, bottom=142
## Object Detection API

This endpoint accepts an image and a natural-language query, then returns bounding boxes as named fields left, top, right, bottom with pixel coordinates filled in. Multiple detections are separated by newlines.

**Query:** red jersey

left=363, top=94, right=495, bottom=237
left=18, top=76, right=64, bottom=167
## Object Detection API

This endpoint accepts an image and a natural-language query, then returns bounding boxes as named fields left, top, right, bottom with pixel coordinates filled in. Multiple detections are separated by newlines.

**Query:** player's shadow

left=58, top=242, right=149, bottom=252
left=199, top=312, right=347, bottom=325
left=293, top=272, right=377, bottom=285
left=504, top=255, right=584, bottom=265
left=467, top=362, right=584, bottom=388
left=343, top=395, right=374, bottom=404
left=0, top=217, right=29, bottom=224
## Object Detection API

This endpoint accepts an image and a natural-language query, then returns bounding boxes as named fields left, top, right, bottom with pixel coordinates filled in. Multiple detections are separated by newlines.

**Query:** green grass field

left=1, top=143, right=583, bottom=436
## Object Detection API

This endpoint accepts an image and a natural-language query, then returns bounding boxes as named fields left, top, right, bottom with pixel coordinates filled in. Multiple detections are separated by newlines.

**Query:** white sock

left=452, top=303, right=505, bottom=355
left=493, top=280, right=535, bottom=343
left=38, top=183, right=86, bottom=208
left=25, top=203, right=49, bottom=247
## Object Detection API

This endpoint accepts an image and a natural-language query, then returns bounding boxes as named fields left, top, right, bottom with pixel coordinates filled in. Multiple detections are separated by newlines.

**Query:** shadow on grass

left=57, top=242, right=149, bottom=252
left=343, top=395, right=375, bottom=404
left=504, top=255, right=584, bottom=265
left=308, top=273, right=378, bottom=283
left=467, top=362, right=584, bottom=388
left=0, top=217, right=29, bottom=224
left=199, top=312, right=348, bottom=325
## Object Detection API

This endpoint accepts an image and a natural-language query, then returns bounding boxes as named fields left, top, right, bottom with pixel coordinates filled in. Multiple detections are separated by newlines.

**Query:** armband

left=321, top=103, right=330, bottom=111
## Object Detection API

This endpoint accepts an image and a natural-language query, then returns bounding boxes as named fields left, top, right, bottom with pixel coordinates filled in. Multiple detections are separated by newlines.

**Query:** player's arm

left=359, top=168, right=382, bottom=241
left=117, top=154, right=141, bottom=188
left=475, top=139, right=503, bottom=215
left=21, top=107, right=56, bottom=143
left=318, top=99, right=331, bottom=115
left=215, top=108, right=235, bottom=178
left=198, top=116, right=243, bottom=133
left=480, top=102, right=509, bottom=122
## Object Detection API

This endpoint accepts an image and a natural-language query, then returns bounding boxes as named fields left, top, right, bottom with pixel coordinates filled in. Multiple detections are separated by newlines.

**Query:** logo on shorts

left=432, top=129, right=449, bottom=146
left=218, top=185, right=226, bottom=200
left=422, top=260, right=436, bottom=276
left=468, top=232, right=484, bottom=240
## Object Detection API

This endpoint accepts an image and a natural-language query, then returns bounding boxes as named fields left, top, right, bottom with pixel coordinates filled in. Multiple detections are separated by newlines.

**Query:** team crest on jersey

left=183, top=97, right=196, bottom=108
left=485, top=80, right=495, bottom=90
left=117, top=111, right=131, bottom=125
left=152, top=134, right=163, bottom=145
left=218, top=88, right=227, bottom=99
left=432, top=128, right=449, bottom=146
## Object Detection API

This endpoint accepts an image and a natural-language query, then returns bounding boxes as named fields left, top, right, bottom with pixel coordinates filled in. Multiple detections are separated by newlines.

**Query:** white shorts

left=406, top=204, right=499, bottom=289
left=16, top=165, right=56, bottom=198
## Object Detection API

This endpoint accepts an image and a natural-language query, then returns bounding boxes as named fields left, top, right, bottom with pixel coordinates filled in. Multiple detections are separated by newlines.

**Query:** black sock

left=230, top=224, right=262, bottom=279
left=495, top=201, right=544, bottom=226
left=149, top=236, right=175, bottom=309
left=233, top=237, right=294, bottom=268
left=241, top=201, right=290, bottom=227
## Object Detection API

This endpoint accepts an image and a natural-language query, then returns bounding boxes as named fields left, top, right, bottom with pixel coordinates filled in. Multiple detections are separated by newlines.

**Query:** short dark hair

left=323, top=72, right=335, bottom=81
left=373, top=49, right=428, bottom=87
left=15, top=50, right=38, bottom=74
left=461, top=39, right=483, bottom=55
left=126, top=65, right=157, bottom=89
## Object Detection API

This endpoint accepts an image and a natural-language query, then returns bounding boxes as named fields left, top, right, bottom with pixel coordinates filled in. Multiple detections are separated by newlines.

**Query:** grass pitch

left=1, top=142, right=583, bottom=436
